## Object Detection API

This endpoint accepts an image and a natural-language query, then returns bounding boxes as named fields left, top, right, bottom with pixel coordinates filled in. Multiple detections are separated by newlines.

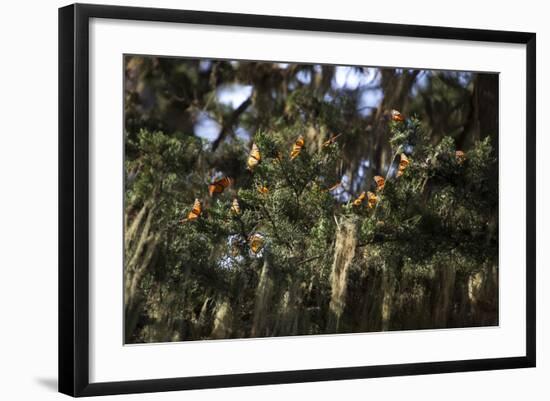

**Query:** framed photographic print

left=58, top=3, right=536, bottom=397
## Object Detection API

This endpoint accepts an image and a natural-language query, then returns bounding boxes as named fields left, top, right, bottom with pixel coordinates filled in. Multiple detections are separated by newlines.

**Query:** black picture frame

left=59, top=3, right=536, bottom=397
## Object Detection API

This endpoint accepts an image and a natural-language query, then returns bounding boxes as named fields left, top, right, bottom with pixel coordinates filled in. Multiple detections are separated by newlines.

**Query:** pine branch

left=260, top=203, right=294, bottom=251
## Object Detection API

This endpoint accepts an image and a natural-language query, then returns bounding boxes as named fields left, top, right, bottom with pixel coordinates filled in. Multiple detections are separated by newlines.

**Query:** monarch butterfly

left=373, top=175, right=385, bottom=191
left=397, top=153, right=409, bottom=177
left=231, top=198, right=241, bottom=215
left=353, top=191, right=366, bottom=206
left=180, top=198, right=202, bottom=223
left=208, top=176, right=233, bottom=197
left=323, top=133, right=342, bottom=147
left=290, top=135, right=305, bottom=160
left=455, top=150, right=466, bottom=164
left=247, top=143, right=261, bottom=170
left=367, top=191, right=378, bottom=209
left=257, top=185, right=269, bottom=195
left=248, top=233, right=265, bottom=254
left=391, top=109, right=405, bottom=122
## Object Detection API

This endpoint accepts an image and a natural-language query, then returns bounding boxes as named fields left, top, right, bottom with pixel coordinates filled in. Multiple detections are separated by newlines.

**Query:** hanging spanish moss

left=327, top=218, right=358, bottom=332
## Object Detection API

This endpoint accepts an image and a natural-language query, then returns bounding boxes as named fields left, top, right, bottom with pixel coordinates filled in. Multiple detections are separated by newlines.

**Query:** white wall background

left=0, top=0, right=546, bottom=399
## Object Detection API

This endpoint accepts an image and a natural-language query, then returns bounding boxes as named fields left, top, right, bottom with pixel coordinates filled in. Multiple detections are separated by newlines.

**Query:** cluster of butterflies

left=348, top=110, right=410, bottom=210
left=180, top=109, right=465, bottom=251
left=246, top=132, right=341, bottom=170
left=181, top=195, right=265, bottom=254
left=180, top=177, right=238, bottom=223
left=350, top=172, right=388, bottom=209
left=180, top=130, right=342, bottom=254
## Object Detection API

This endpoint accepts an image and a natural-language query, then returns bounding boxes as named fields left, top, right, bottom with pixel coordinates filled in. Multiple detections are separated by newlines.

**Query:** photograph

left=123, top=55, right=499, bottom=344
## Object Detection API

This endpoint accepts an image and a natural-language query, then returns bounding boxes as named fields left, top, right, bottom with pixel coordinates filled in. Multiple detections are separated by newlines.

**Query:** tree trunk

left=431, top=264, right=456, bottom=328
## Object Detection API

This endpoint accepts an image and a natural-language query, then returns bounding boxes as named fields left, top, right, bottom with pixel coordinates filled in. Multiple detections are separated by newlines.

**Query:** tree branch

left=211, top=95, right=253, bottom=151
left=260, top=203, right=294, bottom=251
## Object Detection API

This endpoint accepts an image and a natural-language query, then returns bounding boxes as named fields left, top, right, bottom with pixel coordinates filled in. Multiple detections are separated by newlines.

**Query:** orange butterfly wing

left=208, top=177, right=233, bottom=196
left=247, top=143, right=261, bottom=170
left=290, top=136, right=305, bottom=160
left=391, top=109, right=405, bottom=122
left=455, top=150, right=466, bottom=164
left=373, top=175, right=385, bottom=191
left=249, top=233, right=265, bottom=254
left=186, top=199, right=202, bottom=221
left=353, top=191, right=366, bottom=206
left=397, top=154, right=409, bottom=177
left=257, top=185, right=269, bottom=195
left=367, top=191, right=378, bottom=209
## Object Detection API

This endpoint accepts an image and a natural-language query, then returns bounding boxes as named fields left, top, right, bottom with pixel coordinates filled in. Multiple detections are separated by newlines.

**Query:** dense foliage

left=124, top=56, right=498, bottom=343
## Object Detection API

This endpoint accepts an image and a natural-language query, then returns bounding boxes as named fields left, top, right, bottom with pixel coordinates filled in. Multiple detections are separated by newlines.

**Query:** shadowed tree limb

left=211, top=95, right=253, bottom=151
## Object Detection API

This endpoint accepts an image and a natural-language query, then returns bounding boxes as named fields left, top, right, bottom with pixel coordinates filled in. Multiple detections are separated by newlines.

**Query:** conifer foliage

left=124, top=56, right=498, bottom=343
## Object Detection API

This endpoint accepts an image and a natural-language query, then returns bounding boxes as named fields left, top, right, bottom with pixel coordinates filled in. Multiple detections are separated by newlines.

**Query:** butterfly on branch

left=367, top=191, right=378, bottom=209
left=290, top=135, right=305, bottom=160
left=180, top=198, right=202, bottom=223
left=352, top=191, right=378, bottom=209
left=373, top=175, right=385, bottom=191
left=455, top=150, right=466, bottom=164
left=231, top=198, right=241, bottom=215
left=208, top=176, right=233, bottom=197
left=247, top=143, right=261, bottom=170
left=391, top=109, right=405, bottom=122
left=248, top=233, right=265, bottom=254
left=257, top=185, right=269, bottom=195
left=396, top=153, right=409, bottom=177
left=353, top=191, right=366, bottom=207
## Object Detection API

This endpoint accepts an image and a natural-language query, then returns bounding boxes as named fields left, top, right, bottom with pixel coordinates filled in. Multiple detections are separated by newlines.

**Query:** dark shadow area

left=35, top=377, right=57, bottom=392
